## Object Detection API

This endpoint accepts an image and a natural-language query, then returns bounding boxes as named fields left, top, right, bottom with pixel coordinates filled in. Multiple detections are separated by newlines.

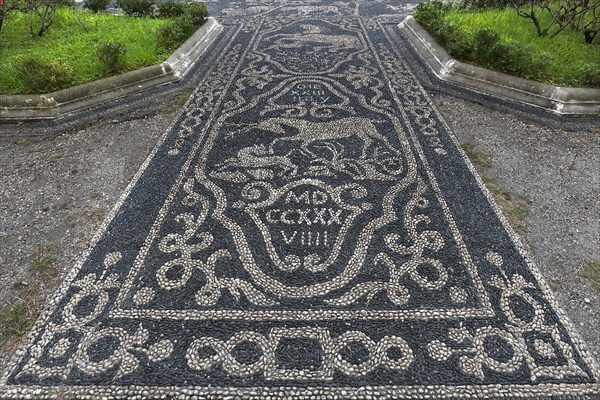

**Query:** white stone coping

left=399, top=16, right=600, bottom=116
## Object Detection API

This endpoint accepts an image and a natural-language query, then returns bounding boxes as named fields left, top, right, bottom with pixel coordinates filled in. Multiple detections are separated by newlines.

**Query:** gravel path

left=433, top=94, right=600, bottom=360
left=1, top=92, right=598, bottom=399
left=0, top=1, right=598, bottom=398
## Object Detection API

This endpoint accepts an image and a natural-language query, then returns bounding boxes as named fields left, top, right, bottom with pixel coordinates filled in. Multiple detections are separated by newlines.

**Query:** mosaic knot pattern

left=2, top=1, right=598, bottom=398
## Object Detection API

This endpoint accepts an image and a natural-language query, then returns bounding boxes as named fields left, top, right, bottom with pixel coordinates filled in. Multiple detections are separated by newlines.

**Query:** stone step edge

left=399, top=16, right=600, bottom=116
left=0, top=17, right=223, bottom=122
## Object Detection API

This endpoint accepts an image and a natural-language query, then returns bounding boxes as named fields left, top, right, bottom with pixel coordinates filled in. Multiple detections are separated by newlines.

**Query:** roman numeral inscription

left=290, top=83, right=330, bottom=104
left=234, top=180, right=364, bottom=276
left=265, top=189, right=343, bottom=249
left=280, top=230, right=329, bottom=247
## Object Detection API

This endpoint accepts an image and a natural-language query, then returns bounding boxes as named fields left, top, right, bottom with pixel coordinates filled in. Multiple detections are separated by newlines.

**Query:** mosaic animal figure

left=218, top=144, right=298, bottom=177
left=313, top=142, right=403, bottom=180
left=257, top=117, right=393, bottom=159
left=271, top=24, right=359, bottom=52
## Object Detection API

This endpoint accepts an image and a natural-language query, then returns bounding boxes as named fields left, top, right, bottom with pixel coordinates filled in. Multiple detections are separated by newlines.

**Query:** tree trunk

left=531, top=11, right=545, bottom=35
left=37, top=6, right=46, bottom=36
left=29, top=9, right=34, bottom=37
left=583, top=28, right=597, bottom=44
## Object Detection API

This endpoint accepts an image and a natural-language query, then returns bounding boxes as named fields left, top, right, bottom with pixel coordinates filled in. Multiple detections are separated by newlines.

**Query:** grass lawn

left=0, top=8, right=172, bottom=94
left=421, top=5, right=600, bottom=88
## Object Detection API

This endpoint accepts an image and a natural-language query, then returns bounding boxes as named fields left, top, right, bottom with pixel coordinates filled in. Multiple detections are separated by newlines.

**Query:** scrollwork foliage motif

left=426, top=252, right=590, bottom=382
left=328, top=179, right=447, bottom=307
left=15, top=254, right=175, bottom=382
left=155, top=176, right=277, bottom=307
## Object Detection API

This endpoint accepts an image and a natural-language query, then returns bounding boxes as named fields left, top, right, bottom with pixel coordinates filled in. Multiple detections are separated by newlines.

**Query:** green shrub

left=181, top=1, right=208, bottom=26
left=473, top=28, right=500, bottom=60
left=486, top=41, right=538, bottom=77
left=96, top=41, right=128, bottom=75
left=83, top=0, right=110, bottom=13
left=444, top=30, right=473, bottom=61
left=414, top=1, right=472, bottom=58
left=156, top=2, right=208, bottom=51
left=470, top=29, right=542, bottom=79
left=415, top=3, right=472, bottom=61
left=413, top=1, right=449, bottom=30
left=156, top=0, right=185, bottom=18
left=156, top=14, right=195, bottom=51
left=16, top=58, right=74, bottom=94
left=118, top=0, right=155, bottom=16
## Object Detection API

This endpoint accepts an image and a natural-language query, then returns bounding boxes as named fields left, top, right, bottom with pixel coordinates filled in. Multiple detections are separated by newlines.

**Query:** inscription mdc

left=263, top=189, right=346, bottom=251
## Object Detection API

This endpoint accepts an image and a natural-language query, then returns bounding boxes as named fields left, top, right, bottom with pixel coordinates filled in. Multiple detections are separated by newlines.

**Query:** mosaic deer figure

left=257, top=117, right=393, bottom=159
left=218, top=144, right=298, bottom=177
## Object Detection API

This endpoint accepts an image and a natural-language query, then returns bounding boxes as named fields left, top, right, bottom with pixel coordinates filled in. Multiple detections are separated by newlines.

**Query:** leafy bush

left=181, top=1, right=208, bottom=26
left=16, top=58, right=74, bottom=93
left=472, top=28, right=500, bottom=59
left=156, top=14, right=194, bottom=51
left=443, top=28, right=472, bottom=60
left=486, top=41, right=542, bottom=78
left=156, top=0, right=185, bottom=18
left=118, top=0, right=155, bottom=16
left=413, top=1, right=449, bottom=30
left=96, top=41, right=128, bottom=75
left=83, top=0, right=110, bottom=13
left=156, top=2, right=208, bottom=51
left=414, top=2, right=472, bottom=60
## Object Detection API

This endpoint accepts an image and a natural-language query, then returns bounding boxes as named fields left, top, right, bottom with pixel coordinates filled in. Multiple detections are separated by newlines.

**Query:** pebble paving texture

left=2, top=1, right=599, bottom=399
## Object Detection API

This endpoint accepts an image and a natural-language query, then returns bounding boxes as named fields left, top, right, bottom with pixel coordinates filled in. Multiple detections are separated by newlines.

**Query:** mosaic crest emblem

left=203, top=107, right=416, bottom=298
left=256, top=20, right=365, bottom=73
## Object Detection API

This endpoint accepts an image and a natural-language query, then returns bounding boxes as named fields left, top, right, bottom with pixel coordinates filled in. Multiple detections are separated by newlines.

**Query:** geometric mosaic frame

left=2, top=3, right=599, bottom=399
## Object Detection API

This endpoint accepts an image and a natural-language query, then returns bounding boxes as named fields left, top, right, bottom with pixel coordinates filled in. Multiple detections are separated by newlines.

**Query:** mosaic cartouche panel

left=113, top=19, right=491, bottom=322
left=3, top=16, right=598, bottom=399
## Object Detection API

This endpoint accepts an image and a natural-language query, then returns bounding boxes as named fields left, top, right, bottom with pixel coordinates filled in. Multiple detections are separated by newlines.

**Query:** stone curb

left=0, top=17, right=222, bottom=122
left=165, top=16, right=222, bottom=79
left=399, top=16, right=600, bottom=116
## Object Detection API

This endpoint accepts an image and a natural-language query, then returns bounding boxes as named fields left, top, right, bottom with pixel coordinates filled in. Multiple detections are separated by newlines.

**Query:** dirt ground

left=0, top=94, right=598, bottom=375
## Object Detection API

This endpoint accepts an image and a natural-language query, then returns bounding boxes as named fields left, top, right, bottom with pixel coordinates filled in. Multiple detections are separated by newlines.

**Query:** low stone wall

left=399, top=16, right=600, bottom=116
left=0, top=17, right=222, bottom=122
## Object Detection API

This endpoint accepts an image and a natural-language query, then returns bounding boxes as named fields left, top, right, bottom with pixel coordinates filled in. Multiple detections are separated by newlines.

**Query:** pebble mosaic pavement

left=2, top=1, right=599, bottom=399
